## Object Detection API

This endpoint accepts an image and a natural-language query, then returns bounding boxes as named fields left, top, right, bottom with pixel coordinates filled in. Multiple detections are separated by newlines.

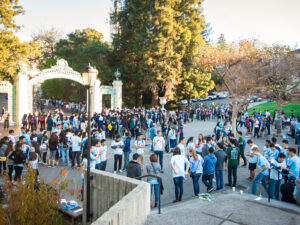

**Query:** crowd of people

left=0, top=103, right=299, bottom=208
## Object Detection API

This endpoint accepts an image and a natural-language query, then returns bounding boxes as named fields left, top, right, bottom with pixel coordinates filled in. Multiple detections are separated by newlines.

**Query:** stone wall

left=83, top=169, right=150, bottom=225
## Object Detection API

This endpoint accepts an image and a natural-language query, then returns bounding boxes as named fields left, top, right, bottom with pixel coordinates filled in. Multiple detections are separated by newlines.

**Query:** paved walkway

left=145, top=192, right=300, bottom=225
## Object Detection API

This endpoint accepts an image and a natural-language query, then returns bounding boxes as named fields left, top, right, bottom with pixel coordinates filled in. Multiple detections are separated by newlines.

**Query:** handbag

left=190, top=159, right=200, bottom=178
left=151, top=163, right=164, bottom=195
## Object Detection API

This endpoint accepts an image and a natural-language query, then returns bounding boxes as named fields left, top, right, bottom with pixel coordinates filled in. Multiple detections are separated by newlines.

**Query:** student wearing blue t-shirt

left=286, top=147, right=300, bottom=179
left=268, top=143, right=279, bottom=161
left=281, top=140, right=289, bottom=158
left=251, top=147, right=270, bottom=195
left=269, top=153, right=286, bottom=200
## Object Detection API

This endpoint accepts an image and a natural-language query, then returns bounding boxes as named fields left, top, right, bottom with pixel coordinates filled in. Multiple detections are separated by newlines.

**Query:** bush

left=0, top=168, right=77, bottom=225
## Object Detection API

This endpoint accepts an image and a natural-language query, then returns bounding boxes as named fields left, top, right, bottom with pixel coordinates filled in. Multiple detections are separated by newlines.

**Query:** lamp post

left=82, top=63, right=98, bottom=223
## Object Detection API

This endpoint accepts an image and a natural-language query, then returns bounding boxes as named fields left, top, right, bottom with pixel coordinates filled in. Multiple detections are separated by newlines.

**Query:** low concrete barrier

left=83, top=169, right=150, bottom=225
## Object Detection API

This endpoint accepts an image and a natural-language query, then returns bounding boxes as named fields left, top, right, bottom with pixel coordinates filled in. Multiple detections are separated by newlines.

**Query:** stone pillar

left=112, top=80, right=123, bottom=110
left=14, top=73, right=29, bottom=124
left=91, top=79, right=101, bottom=113
left=111, top=91, right=115, bottom=110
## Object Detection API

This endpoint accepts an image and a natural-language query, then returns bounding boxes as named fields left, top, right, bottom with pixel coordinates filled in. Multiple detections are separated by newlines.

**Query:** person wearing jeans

left=189, top=149, right=203, bottom=197
left=226, top=139, right=240, bottom=187
left=251, top=147, right=269, bottom=195
left=71, top=131, right=81, bottom=168
left=269, top=153, right=286, bottom=200
left=153, top=131, right=165, bottom=171
left=98, top=139, right=107, bottom=171
left=202, top=147, right=217, bottom=193
left=122, top=133, right=131, bottom=171
left=214, top=143, right=226, bottom=190
left=61, top=146, right=69, bottom=166
left=111, top=135, right=124, bottom=173
left=227, top=166, right=237, bottom=187
left=171, top=147, right=190, bottom=203
left=146, top=154, right=161, bottom=207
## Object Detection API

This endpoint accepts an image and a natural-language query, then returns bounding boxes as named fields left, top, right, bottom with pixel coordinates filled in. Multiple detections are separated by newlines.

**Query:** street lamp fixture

left=82, top=63, right=98, bottom=87
left=82, top=63, right=98, bottom=223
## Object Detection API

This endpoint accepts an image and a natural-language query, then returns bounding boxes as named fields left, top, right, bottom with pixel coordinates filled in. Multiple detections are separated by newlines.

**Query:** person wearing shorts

left=246, top=139, right=258, bottom=181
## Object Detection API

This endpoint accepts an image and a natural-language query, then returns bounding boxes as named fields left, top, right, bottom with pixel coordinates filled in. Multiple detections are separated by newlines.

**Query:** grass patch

left=247, top=102, right=300, bottom=117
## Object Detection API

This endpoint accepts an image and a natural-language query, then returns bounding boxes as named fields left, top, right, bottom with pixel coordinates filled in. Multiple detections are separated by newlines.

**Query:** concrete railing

left=83, top=169, right=150, bottom=225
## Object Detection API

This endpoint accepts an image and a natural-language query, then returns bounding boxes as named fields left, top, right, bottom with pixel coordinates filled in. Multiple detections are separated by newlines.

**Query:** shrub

left=0, top=167, right=78, bottom=225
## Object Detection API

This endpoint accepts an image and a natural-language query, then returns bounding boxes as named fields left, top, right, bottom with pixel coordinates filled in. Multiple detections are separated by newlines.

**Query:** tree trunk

left=276, top=100, right=282, bottom=136
left=137, top=91, right=143, bottom=107
left=231, top=99, right=238, bottom=137
left=151, top=86, right=159, bottom=107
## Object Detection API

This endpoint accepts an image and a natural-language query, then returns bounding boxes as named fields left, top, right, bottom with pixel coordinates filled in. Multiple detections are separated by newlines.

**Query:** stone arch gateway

left=10, top=59, right=122, bottom=124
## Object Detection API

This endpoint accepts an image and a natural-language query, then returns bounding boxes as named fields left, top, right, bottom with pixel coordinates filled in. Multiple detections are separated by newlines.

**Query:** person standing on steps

left=171, top=147, right=190, bottom=203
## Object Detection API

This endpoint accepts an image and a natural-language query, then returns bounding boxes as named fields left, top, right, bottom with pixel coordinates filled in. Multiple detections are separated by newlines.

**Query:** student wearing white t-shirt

left=171, top=147, right=190, bottom=203
left=111, top=135, right=124, bottom=173
left=186, top=136, right=195, bottom=157
left=71, top=131, right=81, bottom=168
left=177, top=137, right=186, bottom=157
left=135, top=134, right=146, bottom=169
left=246, top=139, right=258, bottom=181
left=153, top=131, right=165, bottom=171
left=99, top=139, right=108, bottom=171
left=93, top=140, right=101, bottom=170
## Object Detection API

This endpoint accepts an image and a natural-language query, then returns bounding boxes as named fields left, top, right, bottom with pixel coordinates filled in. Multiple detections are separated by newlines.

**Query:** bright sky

left=16, top=0, right=300, bottom=48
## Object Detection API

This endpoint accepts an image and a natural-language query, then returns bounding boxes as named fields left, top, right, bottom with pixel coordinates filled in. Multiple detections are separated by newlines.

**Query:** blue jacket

left=203, top=154, right=217, bottom=175
left=123, top=137, right=131, bottom=152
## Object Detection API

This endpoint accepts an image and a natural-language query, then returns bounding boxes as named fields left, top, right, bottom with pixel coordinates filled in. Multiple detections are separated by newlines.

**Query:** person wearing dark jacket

left=127, top=153, right=142, bottom=178
left=9, top=143, right=26, bottom=181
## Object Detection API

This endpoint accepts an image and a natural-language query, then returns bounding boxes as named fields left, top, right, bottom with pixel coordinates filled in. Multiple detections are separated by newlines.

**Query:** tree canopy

left=112, top=0, right=214, bottom=106
left=0, top=1, right=40, bottom=81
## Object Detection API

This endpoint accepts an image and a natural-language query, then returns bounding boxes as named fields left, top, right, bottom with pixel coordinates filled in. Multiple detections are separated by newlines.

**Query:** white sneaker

left=119, top=169, right=123, bottom=173
left=113, top=171, right=117, bottom=174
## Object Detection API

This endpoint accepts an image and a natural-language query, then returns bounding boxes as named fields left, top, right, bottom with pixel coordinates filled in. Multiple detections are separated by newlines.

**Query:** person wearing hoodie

left=202, top=147, right=217, bottom=193
left=127, top=153, right=142, bottom=178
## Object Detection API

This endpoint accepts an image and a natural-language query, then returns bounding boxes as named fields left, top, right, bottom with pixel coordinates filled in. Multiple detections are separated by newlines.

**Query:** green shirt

left=226, top=146, right=240, bottom=167
left=238, top=136, right=244, bottom=152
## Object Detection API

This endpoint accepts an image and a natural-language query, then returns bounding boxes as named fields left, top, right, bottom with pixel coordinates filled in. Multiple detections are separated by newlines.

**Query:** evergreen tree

left=112, top=0, right=214, bottom=106
left=218, top=33, right=227, bottom=50
left=201, top=22, right=213, bottom=44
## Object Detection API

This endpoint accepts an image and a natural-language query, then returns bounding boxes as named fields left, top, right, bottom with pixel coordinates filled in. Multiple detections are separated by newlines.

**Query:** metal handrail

left=136, top=174, right=162, bottom=214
